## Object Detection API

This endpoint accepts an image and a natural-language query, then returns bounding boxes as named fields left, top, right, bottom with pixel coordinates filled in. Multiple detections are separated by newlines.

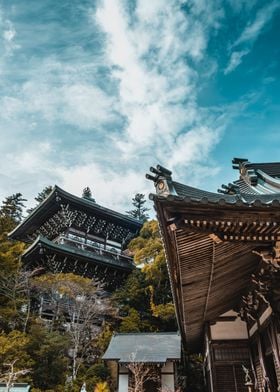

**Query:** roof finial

left=146, top=165, right=177, bottom=196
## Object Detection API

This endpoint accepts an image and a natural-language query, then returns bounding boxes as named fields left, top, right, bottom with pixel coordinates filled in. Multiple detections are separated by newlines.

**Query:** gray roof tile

left=103, top=332, right=181, bottom=363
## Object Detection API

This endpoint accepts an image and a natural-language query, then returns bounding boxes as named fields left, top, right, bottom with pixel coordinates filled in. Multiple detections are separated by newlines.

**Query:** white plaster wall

left=118, top=374, right=129, bottom=392
left=161, top=374, right=175, bottom=391
left=161, top=362, right=174, bottom=373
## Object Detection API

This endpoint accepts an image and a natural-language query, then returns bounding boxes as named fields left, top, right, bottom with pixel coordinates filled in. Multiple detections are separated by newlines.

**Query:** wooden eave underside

left=21, top=237, right=132, bottom=289
left=155, top=199, right=276, bottom=351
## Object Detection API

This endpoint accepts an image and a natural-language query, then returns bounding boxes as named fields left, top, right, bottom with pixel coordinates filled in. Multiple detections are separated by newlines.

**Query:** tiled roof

left=9, top=185, right=142, bottom=242
left=147, top=163, right=280, bottom=207
left=0, top=384, right=31, bottom=392
left=103, top=332, right=181, bottom=363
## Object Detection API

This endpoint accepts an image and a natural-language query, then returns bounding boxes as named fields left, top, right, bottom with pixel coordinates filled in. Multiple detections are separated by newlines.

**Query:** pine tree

left=34, top=186, right=53, bottom=204
left=27, top=186, right=53, bottom=214
left=126, top=193, right=149, bottom=221
left=0, top=193, right=26, bottom=225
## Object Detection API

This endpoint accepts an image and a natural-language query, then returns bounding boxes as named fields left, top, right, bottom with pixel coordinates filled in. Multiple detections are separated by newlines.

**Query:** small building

left=103, top=332, right=181, bottom=391
left=0, top=384, right=31, bottom=392
left=147, top=159, right=280, bottom=391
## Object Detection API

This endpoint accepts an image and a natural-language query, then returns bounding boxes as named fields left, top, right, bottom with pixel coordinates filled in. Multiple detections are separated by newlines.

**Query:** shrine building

left=147, top=159, right=280, bottom=392
left=9, top=186, right=142, bottom=291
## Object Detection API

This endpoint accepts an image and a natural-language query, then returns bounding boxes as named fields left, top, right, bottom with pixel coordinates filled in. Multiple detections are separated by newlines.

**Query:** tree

left=119, top=308, right=141, bottom=333
left=27, top=186, right=53, bottom=214
left=0, top=229, right=27, bottom=331
left=0, top=330, right=33, bottom=385
left=0, top=359, right=31, bottom=391
left=125, top=354, right=158, bottom=392
left=32, top=273, right=112, bottom=381
left=0, top=193, right=26, bottom=226
left=34, top=186, right=53, bottom=204
left=114, top=220, right=176, bottom=332
left=27, top=323, right=70, bottom=391
left=126, top=193, right=149, bottom=222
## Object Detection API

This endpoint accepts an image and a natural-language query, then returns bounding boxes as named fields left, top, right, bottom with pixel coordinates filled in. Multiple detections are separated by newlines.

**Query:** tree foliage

left=26, top=186, right=53, bottom=214
left=126, top=193, right=150, bottom=222
left=114, top=220, right=176, bottom=332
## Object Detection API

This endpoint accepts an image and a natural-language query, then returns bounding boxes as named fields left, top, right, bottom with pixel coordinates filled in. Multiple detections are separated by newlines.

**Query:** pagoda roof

left=22, top=236, right=134, bottom=289
left=9, top=185, right=142, bottom=243
left=146, top=162, right=280, bottom=351
left=103, top=332, right=181, bottom=363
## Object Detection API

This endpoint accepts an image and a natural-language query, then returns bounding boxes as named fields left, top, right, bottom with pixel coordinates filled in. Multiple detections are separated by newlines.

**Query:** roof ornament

left=146, top=165, right=177, bottom=196
left=232, top=158, right=258, bottom=186
left=232, top=157, right=249, bottom=170
left=217, top=183, right=240, bottom=195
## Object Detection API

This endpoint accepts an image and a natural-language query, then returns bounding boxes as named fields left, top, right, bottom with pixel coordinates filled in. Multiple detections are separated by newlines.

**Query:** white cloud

left=234, top=1, right=280, bottom=47
left=224, top=50, right=249, bottom=75
left=225, top=1, right=280, bottom=74
left=95, top=0, right=222, bottom=173
left=0, top=0, right=253, bottom=213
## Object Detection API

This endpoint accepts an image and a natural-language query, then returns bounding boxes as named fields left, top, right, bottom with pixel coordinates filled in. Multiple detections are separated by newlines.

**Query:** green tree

left=32, top=273, right=112, bottom=381
left=0, top=193, right=26, bottom=226
left=0, top=229, right=27, bottom=331
left=114, top=220, right=176, bottom=331
left=0, top=330, right=33, bottom=379
left=126, top=193, right=149, bottom=221
left=119, top=308, right=141, bottom=333
left=27, top=324, right=70, bottom=391
left=27, top=186, right=53, bottom=214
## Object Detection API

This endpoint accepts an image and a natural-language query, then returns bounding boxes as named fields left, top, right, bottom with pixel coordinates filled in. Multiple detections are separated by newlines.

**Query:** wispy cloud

left=0, top=0, right=228, bottom=210
left=224, top=50, right=249, bottom=75
left=1, top=0, right=276, bottom=212
left=225, top=1, right=280, bottom=74
left=95, top=0, right=223, bottom=170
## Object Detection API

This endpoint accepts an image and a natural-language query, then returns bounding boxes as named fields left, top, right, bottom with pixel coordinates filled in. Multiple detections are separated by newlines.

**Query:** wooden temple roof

left=9, top=185, right=142, bottom=243
left=147, top=160, right=280, bottom=351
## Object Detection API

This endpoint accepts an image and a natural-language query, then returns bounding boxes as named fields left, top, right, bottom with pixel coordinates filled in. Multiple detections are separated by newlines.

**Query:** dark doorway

left=264, top=353, right=278, bottom=392
left=144, top=379, right=160, bottom=392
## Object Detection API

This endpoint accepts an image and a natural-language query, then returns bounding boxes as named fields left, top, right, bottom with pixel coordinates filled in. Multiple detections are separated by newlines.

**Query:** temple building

left=147, top=159, right=280, bottom=392
left=9, top=186, right=142, bottom=290
left=103, top=332, right=181, bottom=392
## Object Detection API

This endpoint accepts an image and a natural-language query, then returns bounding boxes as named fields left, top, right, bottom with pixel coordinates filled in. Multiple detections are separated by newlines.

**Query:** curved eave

left=22, top=236, right=135, bottom=272
left=151, top=189, right=280, bottom=351
left=149, top=190, right=280, bottom=209
left=9, top=185, right=142, bottom=241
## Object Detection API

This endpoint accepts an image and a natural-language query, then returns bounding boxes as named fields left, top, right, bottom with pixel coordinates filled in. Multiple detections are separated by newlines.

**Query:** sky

left=0, top=0, right=280, bottom=213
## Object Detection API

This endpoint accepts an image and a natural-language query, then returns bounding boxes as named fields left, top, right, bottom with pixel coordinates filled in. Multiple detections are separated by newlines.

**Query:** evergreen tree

left=27, top=186, right=53, bottom=214
left=27, top=324, right=70, bottom=391
left=126, top=193, right=150, bottom=221
left=0, top=193, right=26, bottom=225
left=34, top=185, right=53, bottom=204
left=114, top=220, right=176, bottom=332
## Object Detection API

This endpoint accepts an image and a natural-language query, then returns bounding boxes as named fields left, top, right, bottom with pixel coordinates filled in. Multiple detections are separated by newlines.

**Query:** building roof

left=21, top=235, right=134, bottom=289
left=9, top=185, right=142, bottom=243
left=0, top=384, right=31, bottom=392
left=103, top=332, right=181, bottom=363
left=146, top=161, right=280, bottom=351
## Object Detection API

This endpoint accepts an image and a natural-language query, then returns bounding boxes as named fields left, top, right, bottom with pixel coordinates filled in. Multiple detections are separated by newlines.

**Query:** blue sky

left=0, top=0, right=279, bottom=212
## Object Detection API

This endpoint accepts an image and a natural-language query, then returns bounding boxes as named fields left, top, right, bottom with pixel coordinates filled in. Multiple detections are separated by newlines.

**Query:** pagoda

left=9, top=186, right=142, bottom=290
left=147, top=160, right=280, bottom=392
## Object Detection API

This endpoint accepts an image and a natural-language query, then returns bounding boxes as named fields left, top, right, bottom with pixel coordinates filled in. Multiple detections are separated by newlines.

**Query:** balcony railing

left=54, top=235, right=134, bottom=267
